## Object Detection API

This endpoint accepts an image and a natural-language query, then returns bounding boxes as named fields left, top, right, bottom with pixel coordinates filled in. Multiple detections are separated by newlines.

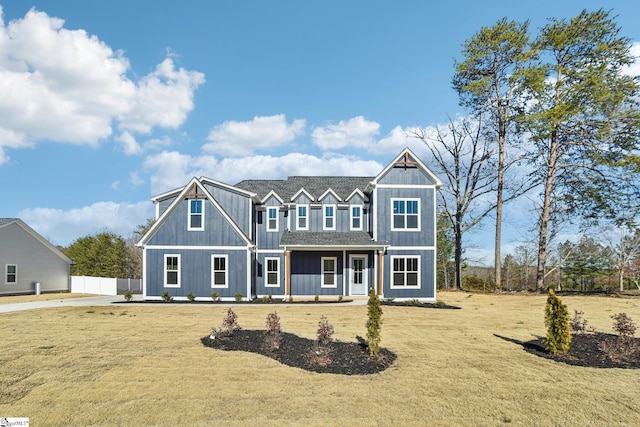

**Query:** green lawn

left=1, top=292, right=638, bottom=426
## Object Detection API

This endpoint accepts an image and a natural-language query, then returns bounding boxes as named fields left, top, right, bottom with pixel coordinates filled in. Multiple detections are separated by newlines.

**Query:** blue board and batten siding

left=140, top=148, right=441, bottom=301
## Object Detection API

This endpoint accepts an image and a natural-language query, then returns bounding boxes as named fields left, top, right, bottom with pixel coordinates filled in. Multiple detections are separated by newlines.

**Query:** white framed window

left=5, top=264, right=17, bottom=284
left=297, top=204, right=308, bottom=230
left=391, top=256, right=420, bottom=288
left=211, top=255, right=228, bottom=288
left=188, top=199, right=205, bottom=231
left=323, top=205, right=336, bottom=230
left=321, top=257, right=337, bottom=288
left=164, top=255, right=180, bottom=288
left=267, top=207, right=279, bottom=232
left=391, top=198, right=420, bottom=231
left=350, top=205, right=363, bottom=230
left=265, top=257, right=280, bottom=287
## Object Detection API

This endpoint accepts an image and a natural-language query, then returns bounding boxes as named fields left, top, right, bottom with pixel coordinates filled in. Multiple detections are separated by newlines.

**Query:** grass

left=0, top=292, right=93, bottom=304
left=0, top=292, right=639, bottom=426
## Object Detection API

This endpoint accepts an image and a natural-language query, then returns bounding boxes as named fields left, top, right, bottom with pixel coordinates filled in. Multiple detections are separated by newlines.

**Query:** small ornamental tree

left=544, top=289, right=572, bottom=355
left=264, top=311, right=281, bottom=351
left=366, top=287, right=383, bottom=356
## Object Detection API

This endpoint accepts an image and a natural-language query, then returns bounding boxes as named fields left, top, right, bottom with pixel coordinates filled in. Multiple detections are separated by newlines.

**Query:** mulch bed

left=381, top=301, right=461, bottom=309
left=201, top=329, right=396, bottom=375
left=506, top=333, right=640, bottom=369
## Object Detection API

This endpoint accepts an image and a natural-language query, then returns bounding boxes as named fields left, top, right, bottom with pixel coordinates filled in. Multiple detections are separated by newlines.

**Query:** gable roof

left=235, top=176, right=373, bottom=203
left=280, top=230, right=388, bottom=250
left=137, top=177, right=253, bottom=247
left=370, top=147, right=442, bottom=188
left=0, top=218, right=73, bottom=264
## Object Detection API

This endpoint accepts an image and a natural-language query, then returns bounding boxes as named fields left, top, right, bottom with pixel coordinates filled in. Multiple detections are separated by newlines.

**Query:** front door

left=350, top=255, right=368, bottom=296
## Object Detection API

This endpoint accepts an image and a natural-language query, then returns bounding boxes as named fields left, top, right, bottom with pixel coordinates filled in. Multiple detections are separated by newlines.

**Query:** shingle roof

left=0, top=218, right=18, bottom=227
left=280, top=230, right=388, bottom=248
left=235, top=176, right=373, bottom=202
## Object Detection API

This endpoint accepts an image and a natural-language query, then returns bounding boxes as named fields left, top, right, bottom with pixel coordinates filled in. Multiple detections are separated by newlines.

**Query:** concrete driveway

left=0, top=295, right=126, bottom=314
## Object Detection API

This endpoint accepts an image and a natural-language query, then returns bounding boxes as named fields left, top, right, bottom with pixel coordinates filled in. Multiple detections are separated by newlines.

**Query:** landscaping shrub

left=569, top=309, right=596, bottom=335
left=316, top=315, right=334, bottom=348
left=544, top=289, right=572, bottom=355
left=611, top=313, right=636, bottom=337
left=264, top=311, right=281, bottom=351
left=598, top=312, right=639, bottom=361
left=161, top=291, right=172, bottom=303
left=186, top=292, right=196, bottom=302
left=123, top=290, right=133, bottom=302
left=366, top=288, right=383, bottom=356
left=211, top=308, right=241, bottom=338
left=210, top=291, right=219, bottom=301
left=235, top=293, right=243, bottom=302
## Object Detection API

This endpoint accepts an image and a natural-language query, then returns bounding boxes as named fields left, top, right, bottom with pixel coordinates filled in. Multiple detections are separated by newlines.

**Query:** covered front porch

left=280, top=231, right=388, bottom=297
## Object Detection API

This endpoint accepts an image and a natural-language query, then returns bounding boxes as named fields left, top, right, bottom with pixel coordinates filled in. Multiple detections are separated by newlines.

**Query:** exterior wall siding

left=0, top=223, right=70, bottom=294
left=204, top=183, right=252, bottom=237
left=145, top=248, right=248, bottom=298
left=290, top=251, right=343, bottom=296
left=148, top=199, right=248, bottom=247
left=255, top=252, right=285, bottom=296
left=375, top=187, right=435, bottom=246
left=378, top=165, right=438, bottom=186
left=382, top=249, right=436, bottom=300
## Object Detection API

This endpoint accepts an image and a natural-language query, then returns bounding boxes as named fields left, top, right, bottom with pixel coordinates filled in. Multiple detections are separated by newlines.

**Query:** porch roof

left=280, top=230, right=388, bottom=251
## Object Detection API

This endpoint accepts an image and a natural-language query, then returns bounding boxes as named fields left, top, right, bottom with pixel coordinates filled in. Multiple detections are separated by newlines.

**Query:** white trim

left=321, top=257, right=338, bottom=288
left=348, top=254, right=368, bottom=296
left=345, top=188, right=367, bottom=202
left=145, top=245, right=250, bottom=251
left=390, top=198, right=421, bottom=231
left=376, top=184, right=438, bottom=189
left=372, top=186, right=378, bottom=241
left=256, top=249, right=285, bottom=254
left=264, top=257, right=280, bottom=287
left=5, top=264, right=17, bottom=285
left=261, top=190, right=285, bottom=204
left=350, top=204, right=363, bottom=231
left=267, top=206, right=279, bottom=232
left=142, top=249, right=147, bottom=299
left=387, top=246, right=435, bottom=251
left=200, top=177, right=258, bottom=199
left=187, top=198, right=205, bottom=231
left=211, top=254, right=229, bottom=288
left=370, top=147, right=443, bottom=187
left=390, top=255, right=421, bottom=289
left=318, top=188, right=342, bottom=202
left=246, top=250, right=252, bottom=300
left=291, top=187, right=315, bottom=202
left=296, top=204, right=309, bottom=230
left=164, top=254, right=181, bottom=288
left=323, top=204, right=336, bottom=230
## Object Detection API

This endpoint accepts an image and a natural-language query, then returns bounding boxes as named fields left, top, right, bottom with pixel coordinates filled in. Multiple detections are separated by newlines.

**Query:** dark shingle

left=280, top=230, right=387, bottom=248
left=235, top=176, right=373, bottom=201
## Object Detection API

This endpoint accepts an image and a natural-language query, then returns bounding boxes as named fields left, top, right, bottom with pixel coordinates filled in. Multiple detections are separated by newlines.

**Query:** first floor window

left=267, top=207, right=279, bottom=231
left=5, top=264, right=17, bottom=284
left=392, top=256, right=420, bottom=287
left=321, top=257, right=337, bottom=288
left=212, top=255, right=228, bottom=288
left=189, top=199, right=204, bottom=230
left=164, top=255, right=180, bottom=287
left=265, top=257, right=280, bottom=287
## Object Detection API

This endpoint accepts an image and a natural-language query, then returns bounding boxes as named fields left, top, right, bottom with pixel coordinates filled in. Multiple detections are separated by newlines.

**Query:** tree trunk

left=494, top=130, right=505, bottom=290
left=454, top=213, right=463, bottom=290
left=536, top=132, right=558, bottom=291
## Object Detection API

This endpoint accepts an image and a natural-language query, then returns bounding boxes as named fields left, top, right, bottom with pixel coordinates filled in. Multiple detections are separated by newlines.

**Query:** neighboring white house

left=0, top=218, right=72, bottom=295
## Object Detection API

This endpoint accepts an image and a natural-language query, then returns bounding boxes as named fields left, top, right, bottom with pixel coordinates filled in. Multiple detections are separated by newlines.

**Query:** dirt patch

left=201, top=329, right=396, bottom=375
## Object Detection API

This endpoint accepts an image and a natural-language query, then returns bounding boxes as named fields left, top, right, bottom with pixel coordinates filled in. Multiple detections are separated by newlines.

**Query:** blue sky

left=1, top=1, right=639, bottom=264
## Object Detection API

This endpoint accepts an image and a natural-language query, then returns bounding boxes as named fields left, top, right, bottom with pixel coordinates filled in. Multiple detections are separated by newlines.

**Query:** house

left=138, top=148, right=442, bottom=301
left=0, top=218, right=73, bottom=295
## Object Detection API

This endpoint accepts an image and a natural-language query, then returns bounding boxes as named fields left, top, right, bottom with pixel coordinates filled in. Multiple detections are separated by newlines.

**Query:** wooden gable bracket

left=184, top=182, right=207, bottom=199
left=394, top=152, right=419, bottom=168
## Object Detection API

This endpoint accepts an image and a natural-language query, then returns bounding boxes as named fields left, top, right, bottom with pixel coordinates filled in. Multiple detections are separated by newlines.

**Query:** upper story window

left=5, top=264, right=17, bottom=284
left=391, top=198, right=420, bottom=231
left=323, top=205, right=336, bottom=230
left=297, top=204, right=308, bottom=230
left=267, top=207, right=279, bottom=232
left=188, top=199, right=204, bottom=231
left=350, top=205, right=363, bottom=230
left=164, top=255, right=180, bottom=288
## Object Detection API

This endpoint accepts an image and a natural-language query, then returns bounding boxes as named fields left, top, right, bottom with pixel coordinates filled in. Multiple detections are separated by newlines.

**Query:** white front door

left=350, top=255, right=368, bottom=296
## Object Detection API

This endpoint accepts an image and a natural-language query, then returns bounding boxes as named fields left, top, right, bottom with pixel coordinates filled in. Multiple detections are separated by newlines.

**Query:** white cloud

left=116, top=131, right=142, bottom=155
left=19, top=200, right=155, bottom=246
left=623, top=41, right=640, bottom=77
left=0, top=7, right=204, bottom=159
left=144, top=150, right=382, bottom=194
left=312, top=116, right=380, bottom=150
left=203, top=114, right=306, bottom=156
left=370, top=125, right=431, bottom=157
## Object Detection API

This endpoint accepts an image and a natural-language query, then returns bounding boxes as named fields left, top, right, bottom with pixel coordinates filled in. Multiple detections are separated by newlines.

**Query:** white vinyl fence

left=71, top=276, right=142, bottom=296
